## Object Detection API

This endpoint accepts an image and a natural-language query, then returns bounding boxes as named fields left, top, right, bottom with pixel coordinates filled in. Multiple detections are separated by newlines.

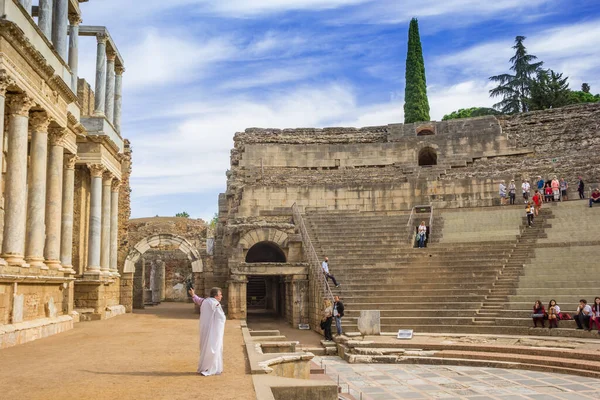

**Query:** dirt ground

left=0, top=303, right=255, bottom=400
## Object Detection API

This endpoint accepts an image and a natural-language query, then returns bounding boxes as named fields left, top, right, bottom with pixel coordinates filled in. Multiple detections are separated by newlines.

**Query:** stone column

left=44, top=127, right=67, bottom=270
left=60, top=155, right=79, bottom=274
left=94, top=34, right=108, bottom=116
left=1, top=93, right=35, bottom=267
left=86, top=164, right=105, bottom=275
left=100, top=172, right=113, bottom=275
left=114, top=66, right=124, bottom=132
left=0, top=73, right=15, bottom=267
left=52, top=0, right=68, bottom=61
left=38, top=0, right=53, bottom=40
left=105, top=51, right=116, bottom=124
left=19, top=0, right=32, bottom=15
left=25, top=112, right=51, bottom=269
left=227, top=275, right=248, bottom=319
left=110, top=180, right=120, bottom=276
left=68, top=14, right=82, bottom=93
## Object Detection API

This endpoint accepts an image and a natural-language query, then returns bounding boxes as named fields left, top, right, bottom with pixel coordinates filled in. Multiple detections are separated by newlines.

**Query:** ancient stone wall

left=77, top=78, right=95, bottom=117
left=217, top=103, right=600, bottom=324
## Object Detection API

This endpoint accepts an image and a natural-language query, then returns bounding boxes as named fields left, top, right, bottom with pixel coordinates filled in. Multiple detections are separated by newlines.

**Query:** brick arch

left=238, top=228, right=289, bottom=251
left=124, top=234, right=203, bottom=273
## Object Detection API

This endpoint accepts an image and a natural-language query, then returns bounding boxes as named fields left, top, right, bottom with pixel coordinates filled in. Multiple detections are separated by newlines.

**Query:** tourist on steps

left=333, top=295, right=345, bottom=336
left=536, top=176, right=545, bottom=195
left=322, top=257, right=340, bottom=288
left=590, top=297, right=600, bottom=333
left=578, top=177, right=585, bottom=199
left=522, top=180, right=531, bottom=203
left=574, top=299, right=592, bottom=330
left=560, top=178, right=568, bottom=201
left=532, top=190, right=542, bottom=217
left=526, top=202, right=534, bottom=227
left=321, top=299, right=334, bottom=341
left=589, top=188, right=600, bottom=207
left=544, top=183, right=553, bottom=202
left=551, top=176, right=560, bottom=201
left=532, top=300, right=546, bottom=328
left=547, top=299, right=561, bottom=328
left=508, top=179, right=516, bottom=205
left=417, top=221, right=427, bottom=248
left=499, top=180, right=507, bottom=205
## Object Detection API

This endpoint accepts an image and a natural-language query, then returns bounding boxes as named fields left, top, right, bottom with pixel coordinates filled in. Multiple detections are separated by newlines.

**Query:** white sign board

left=397, top=329, right=413, bottom=340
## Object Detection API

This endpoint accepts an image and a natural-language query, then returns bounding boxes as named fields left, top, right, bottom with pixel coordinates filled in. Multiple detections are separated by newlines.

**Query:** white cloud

left=436, top=19, right=600, bottom=88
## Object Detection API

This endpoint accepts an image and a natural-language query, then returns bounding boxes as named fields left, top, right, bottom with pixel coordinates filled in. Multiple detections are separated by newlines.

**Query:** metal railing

left=291, top=203, right=334, bottom=303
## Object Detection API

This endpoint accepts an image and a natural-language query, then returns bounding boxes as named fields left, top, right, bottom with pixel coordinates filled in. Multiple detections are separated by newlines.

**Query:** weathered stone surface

left=12, top=294, right=24, bottom=323
left=45, top=297, right=57, bottom=318
left=357, top=310, right=381, bottom=336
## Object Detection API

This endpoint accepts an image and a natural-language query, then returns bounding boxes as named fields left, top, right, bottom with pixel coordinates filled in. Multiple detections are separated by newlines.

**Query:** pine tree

left=529, top=70, right=571, bottom=110
left=404, top=18, right=430, bottom=123
left=489, top=36, right=543, bottom=114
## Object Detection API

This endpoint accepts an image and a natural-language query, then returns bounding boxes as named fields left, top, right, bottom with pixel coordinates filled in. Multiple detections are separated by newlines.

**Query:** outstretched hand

left=188, top=288, right=195, bottom=297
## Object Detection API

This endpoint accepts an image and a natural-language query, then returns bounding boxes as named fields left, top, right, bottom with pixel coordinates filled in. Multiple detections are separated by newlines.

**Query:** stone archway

left=124, top=234, right=203, bottom=309
left=124, top=234, right=203, bottom=273
left=245, top=241, right=287, bottom=263
left=418, top=147, right=438, bottom=166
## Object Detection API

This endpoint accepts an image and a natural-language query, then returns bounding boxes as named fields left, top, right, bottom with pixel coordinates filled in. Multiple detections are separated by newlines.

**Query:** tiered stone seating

left=506, top=201, right=600, bottom=325
left=304, top=203, right=600, bottom=337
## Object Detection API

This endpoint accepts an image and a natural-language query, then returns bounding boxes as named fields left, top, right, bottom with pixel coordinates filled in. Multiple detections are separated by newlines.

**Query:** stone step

left=343, top=302, right=483, bottom=310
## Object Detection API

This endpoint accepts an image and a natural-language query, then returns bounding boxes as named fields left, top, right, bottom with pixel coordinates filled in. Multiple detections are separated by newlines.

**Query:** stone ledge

left=0, top=316, right=73, bottom=349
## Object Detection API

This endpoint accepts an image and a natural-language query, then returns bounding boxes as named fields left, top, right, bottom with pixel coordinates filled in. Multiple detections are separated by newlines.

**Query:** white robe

left=198, top=297, right=226, bottom=376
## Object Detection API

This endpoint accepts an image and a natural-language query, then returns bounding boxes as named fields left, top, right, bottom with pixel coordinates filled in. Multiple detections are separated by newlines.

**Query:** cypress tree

left=404, top=18, right=430, bottom=123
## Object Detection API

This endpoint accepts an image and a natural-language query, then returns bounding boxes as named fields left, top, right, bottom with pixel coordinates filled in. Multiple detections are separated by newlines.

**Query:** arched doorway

left=418, top=147, right=438, bottom=166
left=245, top=241, right=286, bottom=263
left=124, top=234, right=203, bottom=309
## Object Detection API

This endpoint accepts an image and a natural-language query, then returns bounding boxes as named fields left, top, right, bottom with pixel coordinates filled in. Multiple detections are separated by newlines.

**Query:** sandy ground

left=0, top=303, right=255, bottom=400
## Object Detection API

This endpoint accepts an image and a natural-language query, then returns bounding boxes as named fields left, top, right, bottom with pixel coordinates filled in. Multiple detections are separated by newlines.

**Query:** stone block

left=45, top=297, right=58, bottom=318
left=12, top=294, right=24, bottom=323
left=357, top=310, right=380, bottom=336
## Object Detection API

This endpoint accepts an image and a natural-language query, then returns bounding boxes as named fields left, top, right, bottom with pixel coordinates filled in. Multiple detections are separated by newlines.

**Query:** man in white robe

left=189, top=287, right=226, bottom=376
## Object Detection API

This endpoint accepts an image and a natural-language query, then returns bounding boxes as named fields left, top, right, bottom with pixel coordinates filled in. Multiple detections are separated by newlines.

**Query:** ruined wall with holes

left=222, top=103, right=600, bottom=218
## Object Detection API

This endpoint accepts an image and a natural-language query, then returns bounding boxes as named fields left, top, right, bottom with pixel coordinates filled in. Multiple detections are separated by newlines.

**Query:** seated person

left=547, top=299, right=560, bottom=328
left=590, top=188, right=600, bottom=207
left=532, top=300, right=545, bottom=328
left=574, top=299, right=592, bottom=330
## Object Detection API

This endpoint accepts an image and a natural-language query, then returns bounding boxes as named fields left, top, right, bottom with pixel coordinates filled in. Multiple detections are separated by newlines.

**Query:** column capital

left=107, top=50, right=117, bottom=62
left=102, top=171, right=114, bottom=184
left=115, top=65, right=126, bottom=76
left=0, top=70, right=16, bottom=96
left=7, top=93, right=35, bottom=116
left=68, top=13, right=83, bottom=26
left=96, top=33, right=108, bottom=44
left=111, top=180, right=121, bottom=192
left=29, top=111, right=52, bottom=133
left=48, top=127, right=68, bottom=146
left=88, top=163, right=106, bottom=178
left=65, top=154, right=80, bottom=170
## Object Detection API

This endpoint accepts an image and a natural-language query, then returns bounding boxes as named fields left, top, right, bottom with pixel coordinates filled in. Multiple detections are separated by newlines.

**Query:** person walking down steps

left=322, top=257, right=340, bottom=288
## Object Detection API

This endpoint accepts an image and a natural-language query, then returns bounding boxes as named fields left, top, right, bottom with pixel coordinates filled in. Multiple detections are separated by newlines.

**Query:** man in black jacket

left=333, top=295, right=345, bottom=336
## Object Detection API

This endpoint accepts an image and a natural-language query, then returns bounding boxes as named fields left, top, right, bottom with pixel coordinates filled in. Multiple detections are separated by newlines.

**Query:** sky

left=73, top=0, right=600, bottom=222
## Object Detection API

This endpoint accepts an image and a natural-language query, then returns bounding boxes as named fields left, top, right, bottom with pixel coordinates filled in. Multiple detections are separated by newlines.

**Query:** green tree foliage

left=404, top=18, right=430, bottom=123
left=581, top=83, right=590, bottom=93
left=569, top=90, right=600, bottom=104
left=489, top=36, right=543, bottom=114
left=442, top=107, right=502, bottom=121
left=175, top=211, right=190, bottom=218
left=209, top=213, right=218, bottom=230
left=528, top=70, right=571, bottom=110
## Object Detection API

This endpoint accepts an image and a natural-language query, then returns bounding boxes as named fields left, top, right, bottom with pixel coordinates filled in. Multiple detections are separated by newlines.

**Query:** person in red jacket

left=532, top=300, right=546, bottom=328
left=590, top=188, right=600, bottom=208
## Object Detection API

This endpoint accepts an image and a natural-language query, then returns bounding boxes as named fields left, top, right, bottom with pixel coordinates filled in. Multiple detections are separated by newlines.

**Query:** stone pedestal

left=357, top=310, right=381, bottom=336
left=227, top=275, right=248, bottom=319
left=119, top=272, right=134, bottom=313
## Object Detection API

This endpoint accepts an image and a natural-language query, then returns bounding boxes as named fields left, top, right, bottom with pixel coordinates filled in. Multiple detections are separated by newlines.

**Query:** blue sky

left=74, top=0, right=600, bottom=222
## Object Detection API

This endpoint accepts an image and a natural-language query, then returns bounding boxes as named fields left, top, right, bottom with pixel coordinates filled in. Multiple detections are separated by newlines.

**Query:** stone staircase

left=304, top=202, right=600, bottom=337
